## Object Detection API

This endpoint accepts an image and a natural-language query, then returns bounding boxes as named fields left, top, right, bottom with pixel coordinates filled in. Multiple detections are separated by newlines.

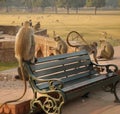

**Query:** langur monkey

left=15, top=21, right=35, bottom=65
left=34, top=22, right=40, bottom=31
left=66, top=36, right=98, bottom=63
left=78, top=42, right=98, bottom=63
left=0, top=21, right=36, bottom=109
left=98, top=39, right=114, bottom=60
left=50, top=35, right=68, bottom=55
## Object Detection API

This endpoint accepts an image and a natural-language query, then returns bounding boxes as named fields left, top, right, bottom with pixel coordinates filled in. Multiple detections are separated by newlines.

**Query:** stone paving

left=0, top=46, right=120, bottom=114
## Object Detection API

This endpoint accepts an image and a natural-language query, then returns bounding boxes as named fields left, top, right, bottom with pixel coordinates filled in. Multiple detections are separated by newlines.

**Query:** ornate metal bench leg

left=28, top=100, right=35, bottom=114
left=29, top=90, right=65, bottom=114
left=113, top=81, right=120, bottom=103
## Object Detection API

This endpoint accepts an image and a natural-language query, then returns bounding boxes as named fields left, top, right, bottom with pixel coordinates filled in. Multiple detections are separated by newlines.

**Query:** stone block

left=0, top=100, right=30, bottom=114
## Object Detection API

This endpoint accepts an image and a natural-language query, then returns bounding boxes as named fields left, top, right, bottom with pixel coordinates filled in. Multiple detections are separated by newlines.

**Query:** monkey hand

left=30, top=57, right=37, bottom=64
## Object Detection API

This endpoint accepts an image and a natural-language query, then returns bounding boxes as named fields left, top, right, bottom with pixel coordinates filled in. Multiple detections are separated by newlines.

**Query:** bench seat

left=24, top=50, right=120, bottom=114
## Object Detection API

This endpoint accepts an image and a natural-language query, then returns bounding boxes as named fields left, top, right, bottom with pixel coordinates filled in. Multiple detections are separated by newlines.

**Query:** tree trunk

left=54, top=0, right=58, bottom=14
left=95, top=7, right=97, bottom=15
left=54, top=5, right=58, bottom=14
left=76, top=7, right=78, bottom=14
left=67, top=5, right=69, bottom=14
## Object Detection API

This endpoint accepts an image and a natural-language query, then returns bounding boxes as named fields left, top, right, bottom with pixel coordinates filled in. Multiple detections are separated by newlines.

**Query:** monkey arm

left=31, top=35, right=35, bottom=46
left=93, top=53, right=98, bottom=64
left=56, top=43, right=62, bottom=51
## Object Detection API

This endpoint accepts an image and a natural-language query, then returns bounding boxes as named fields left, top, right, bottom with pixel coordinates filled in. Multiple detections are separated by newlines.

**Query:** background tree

left=21, top=0, right=34, bottom=12
left=38, top=0, right=50, bottom=13
left=118, top=0, right=120, bottom=7
left=71, top=0, right=86, bottom=13
left=58, top=0, right=72, bottom=14
left=0, top=0, right=9, bottom=12
left=86, top=0, right=105, bottom=15
left=105, top=0, right=118, bottom=8
left=94, top=0, right=105, bottom=15
left=86, top=0, right=94, bottom=7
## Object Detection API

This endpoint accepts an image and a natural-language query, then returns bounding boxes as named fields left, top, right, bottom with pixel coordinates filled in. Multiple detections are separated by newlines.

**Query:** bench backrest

left=26, top=50, right=97, bottom=84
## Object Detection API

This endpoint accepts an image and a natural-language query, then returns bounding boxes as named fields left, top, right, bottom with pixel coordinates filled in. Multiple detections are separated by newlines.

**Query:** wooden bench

left=23, top=50, right=120, bottom=114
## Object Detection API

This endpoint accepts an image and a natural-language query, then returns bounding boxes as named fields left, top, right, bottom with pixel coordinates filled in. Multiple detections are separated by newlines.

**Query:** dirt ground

left=0, top=46, right=120, bottom=114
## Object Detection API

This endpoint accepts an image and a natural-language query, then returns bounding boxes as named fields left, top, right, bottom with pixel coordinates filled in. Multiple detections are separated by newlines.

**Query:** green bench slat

left=62, top=74, right=118, bottom=93
left=36, top=74, right=114, bottom=91
left=30, top=51, right=90, bottom=71
left=31, top=55, right=90, bottom=71
left=34, top=65, right=95, bottom=83
left=36, top=70, right=99, bottom=89
left=34, top=60, right=91, bottom=77
left=35, top=50, right=89, bottom=63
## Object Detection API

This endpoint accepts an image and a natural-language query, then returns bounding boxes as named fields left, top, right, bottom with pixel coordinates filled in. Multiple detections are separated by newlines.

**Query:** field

left=0, top=12, right=120, bottom=71
left=0, top=62, right=18, bottom=71
left=0, top=13, right=120, bottom=43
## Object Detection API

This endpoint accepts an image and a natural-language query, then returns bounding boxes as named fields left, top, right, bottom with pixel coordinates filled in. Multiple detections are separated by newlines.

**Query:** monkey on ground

left=97, top=39, right=114, bottom=60
left=34, top=22, right=41, bottom=31
left=67, top=36, right=98, bottom=63
left=77, top=42, right=98, bottom=64
left=49, top=35, right=68, bottom=55
left=0, top=21, right=36, bottom=109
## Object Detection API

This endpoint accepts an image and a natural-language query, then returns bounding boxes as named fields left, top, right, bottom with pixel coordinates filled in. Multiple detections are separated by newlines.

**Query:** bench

left=23, top=50, right=120, bottom=114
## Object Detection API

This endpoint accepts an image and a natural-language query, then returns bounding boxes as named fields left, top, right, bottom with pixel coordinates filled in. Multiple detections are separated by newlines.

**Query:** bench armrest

left=27, top=72, right=65, bottom=114
left=23, top=63, right=63, bottom=90
left=92, top=62, right=118, bottom=74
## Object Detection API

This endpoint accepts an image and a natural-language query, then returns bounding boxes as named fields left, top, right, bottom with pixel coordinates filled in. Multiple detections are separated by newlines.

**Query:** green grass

left=0, top=12, right=120, bottom=71
left=0, top=62, right=18, bottom=71
left=0, top=13, right=120, bottom=41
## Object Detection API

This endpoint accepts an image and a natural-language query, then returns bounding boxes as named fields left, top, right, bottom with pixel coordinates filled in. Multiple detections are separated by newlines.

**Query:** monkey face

left=54, top=35, right=61, bottom=42
left=92, top=42, right=98, bottom=47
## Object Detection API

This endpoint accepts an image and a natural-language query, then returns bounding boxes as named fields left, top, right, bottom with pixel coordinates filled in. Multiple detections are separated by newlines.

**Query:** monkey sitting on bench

left=15, top=21, right=36, bottom=80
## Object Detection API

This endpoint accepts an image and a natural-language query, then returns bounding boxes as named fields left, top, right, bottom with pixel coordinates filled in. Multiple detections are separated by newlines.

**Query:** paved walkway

left=0, top=46, right=120, bottom=114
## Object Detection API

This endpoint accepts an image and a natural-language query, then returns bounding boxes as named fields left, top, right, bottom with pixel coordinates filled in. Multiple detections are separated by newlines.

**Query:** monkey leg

left=55, top=50, right=61, bottom=55
left=99, top=50, right=111, bottom=59
left=17, top=67, right=29, bottom=81
left=36, top=49, right=44, bottom=58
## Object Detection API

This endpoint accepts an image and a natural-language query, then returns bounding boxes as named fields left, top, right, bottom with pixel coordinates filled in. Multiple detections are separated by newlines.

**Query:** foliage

left=86, top=0, right=105, bottom=8
left=0, top=0, right=119, bottom=13
left=93, top=0, right=105, bottom=8
left=105, top=0, right=118, bottom=7
left=0, top=62, right=18, bottom=71
left=86, top=0, right=94, bottom=7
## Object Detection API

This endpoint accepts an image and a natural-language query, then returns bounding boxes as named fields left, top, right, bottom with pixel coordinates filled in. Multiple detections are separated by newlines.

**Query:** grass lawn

left=0, top=13, right=120, bottom=42
left=0, top=62, right=18, bottom=71
left=0, top=12, right=120, bottom=71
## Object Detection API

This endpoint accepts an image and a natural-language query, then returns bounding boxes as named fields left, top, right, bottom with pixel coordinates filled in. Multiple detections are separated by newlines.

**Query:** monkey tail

left=66, top=31, right=78, bottom=48
left=0, top=58, right=27, bottom=109
left=66, top=31, right=91, bottom=48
